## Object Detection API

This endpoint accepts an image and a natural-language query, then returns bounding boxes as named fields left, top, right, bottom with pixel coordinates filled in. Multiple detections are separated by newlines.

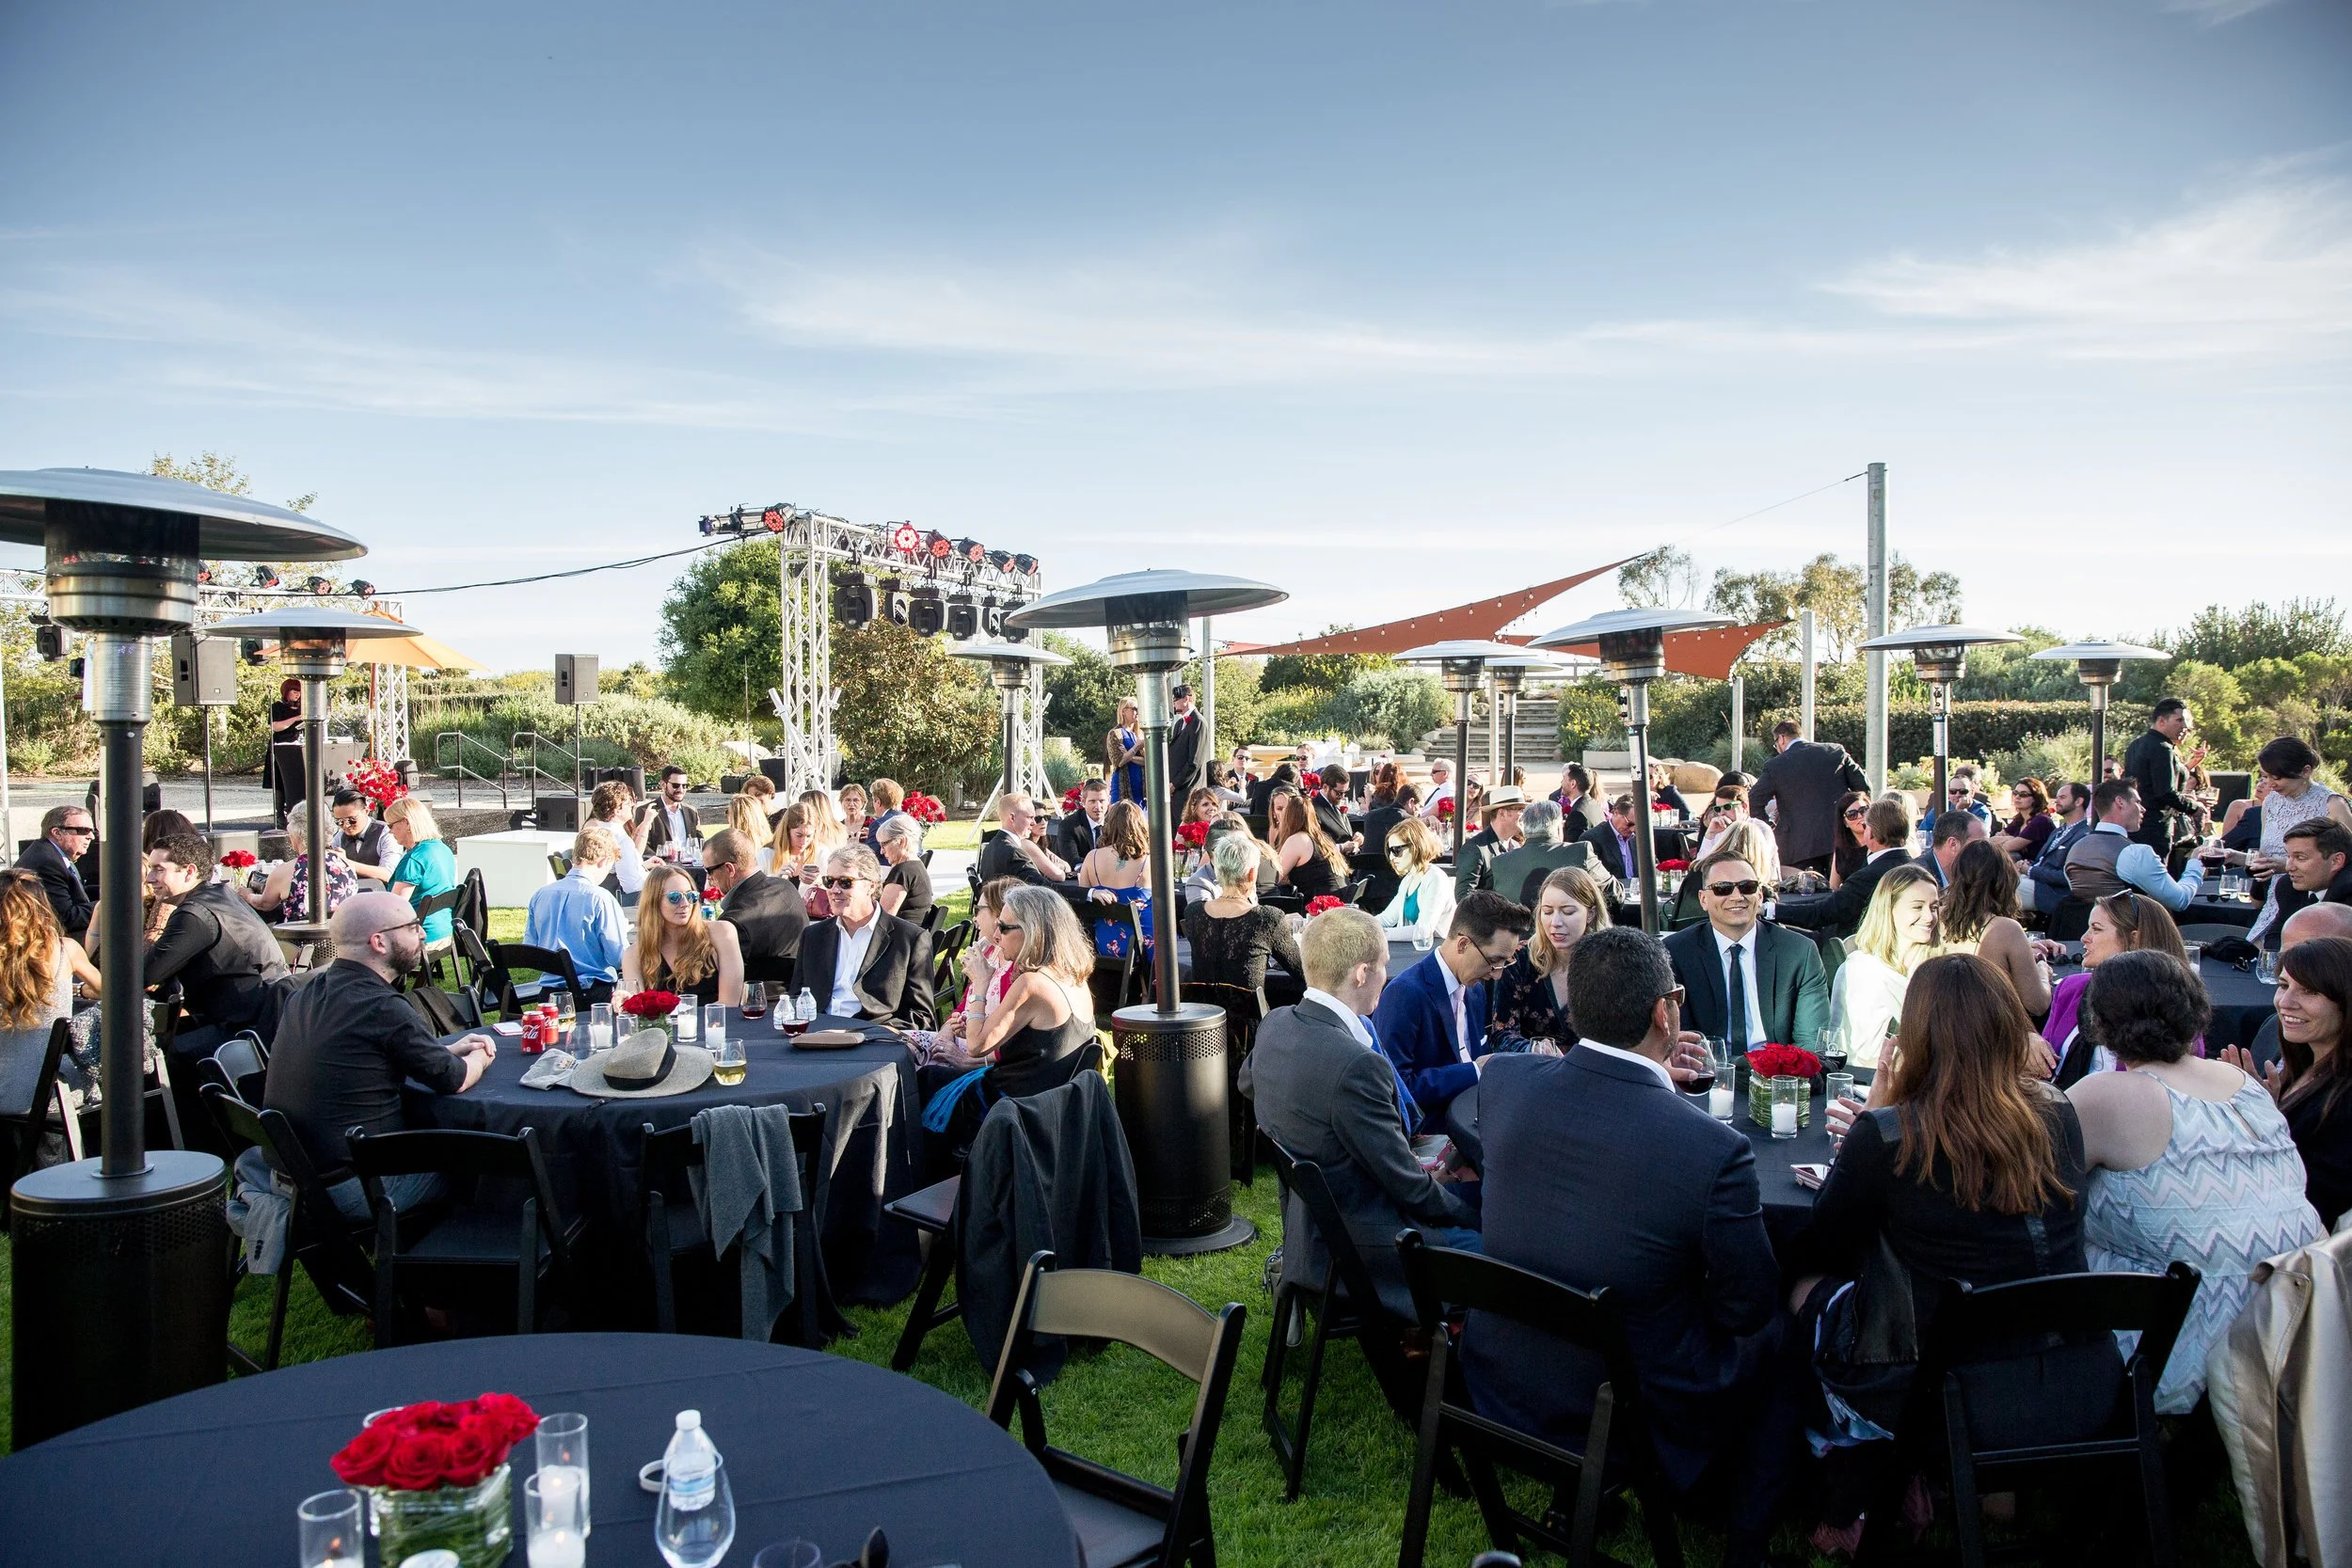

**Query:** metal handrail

left=433, top=732, right=514, bottom=809
left=509, top=731, right=581, bottom=797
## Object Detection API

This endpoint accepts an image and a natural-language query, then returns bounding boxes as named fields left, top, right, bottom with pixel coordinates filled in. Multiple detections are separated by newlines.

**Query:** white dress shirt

left=1711, top=924, right=1769, bottom=1048
left=661, top=803, right=693, bottom=853
left=1301, top=987, right=1376, bottom=1052
left=1573, top=1037, right=1678, bottom=1093
left=829, top=912, right=880, bottom=1015
left=606, top=825, right=646, bottom=895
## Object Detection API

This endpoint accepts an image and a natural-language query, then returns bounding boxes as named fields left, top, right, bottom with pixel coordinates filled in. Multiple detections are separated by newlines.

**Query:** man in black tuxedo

left=1311, top=764, right=1361, bottom=849
left=1577, top=793, right=1643, bottom=882
left=1664, top=847, right=1830, bottom=1051
left=1459, top=927, right=1797, bottom=1568
left=2123, top=696, right=2205, bottom=867
left=1550, top=763, right=1606, bottom=838
left=790, top=845, right=934, bottom=1028
left=23, top=803, right=95, bottom=942
left=702, top=828, right=807, bottom=977
left=1051, top=776, right=1108, bottom=866
left=1165, top=683, right=1210, bottom=813
left=1747, top=721, right=1870, bottom=873
left=1773, top=795, right=1914, bottom=942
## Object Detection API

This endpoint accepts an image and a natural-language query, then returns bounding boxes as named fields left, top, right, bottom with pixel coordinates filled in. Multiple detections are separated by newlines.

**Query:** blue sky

left=3, top=0, right=2346, bottom=672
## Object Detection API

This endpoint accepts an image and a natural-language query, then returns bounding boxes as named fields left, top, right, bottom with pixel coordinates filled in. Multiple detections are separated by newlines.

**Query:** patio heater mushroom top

left=948, top=637, right=1071, bottom=687
left=1526, top=606, right=1733, bottom=670
left=1391, top=639, right=1545, bottom=688
left=2028, top=638, right=2169, bottom=685
left=1008, top=567, right=1290, bottom=662
left=202, top=604, right=424, bottom=671
left=1854, top=624, right=2024, bottom=681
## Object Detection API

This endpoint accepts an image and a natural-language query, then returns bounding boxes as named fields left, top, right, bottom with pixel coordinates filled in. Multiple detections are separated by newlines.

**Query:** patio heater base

left=1111, top=1004, right=1257, bottom=1257
left=8, top=1152, right=230, bottom=1447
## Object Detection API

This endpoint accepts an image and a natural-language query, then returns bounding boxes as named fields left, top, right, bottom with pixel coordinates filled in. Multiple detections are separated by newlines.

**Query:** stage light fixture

left=307, top=576, right=334, bottom=595
left=762, top=507, right=786, bottom=532
left=253, top=566, right=280, bottom=589
left=351, top=579, right=376, bottom=598
left=35, top=622, right=65, bottom=661
left=880, top=578, right=911, bottom=625
left=833, top=570, right=875, bottom=628
left=241, top=638, right=267, bottom=664
left=979, top=594, right=1004, bottom=637
left=946, top=593, right=978, bottom=640
left=698, top=515, right=718, bottom=536
left=195, top=567, right=213, bottom=585
left=1011, top=554, right=1039, bottom=577
left=909, top=586, right=946, bottom=636
left=986, top=550, right=1014, bottom=574
left=925, top=530, right=953, bottom=561
left=889, top=522, right=921, bottom=554
left=955, top=537, right=985, bottom=563
left=729, top=507, right=746, bottom=532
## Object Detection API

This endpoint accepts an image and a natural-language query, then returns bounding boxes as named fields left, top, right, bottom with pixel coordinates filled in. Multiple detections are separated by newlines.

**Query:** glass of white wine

left=711, top=1034, right=747, bottom=1088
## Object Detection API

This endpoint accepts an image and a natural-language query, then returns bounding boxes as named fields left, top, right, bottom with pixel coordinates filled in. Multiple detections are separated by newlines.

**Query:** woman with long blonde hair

left=1831, top=863, right=1940, bottom=1067
left=1271, top=790, right=1346, bottom=900
left=1104, top=698, right=1146, bottom=806
left=726, top=791, right=776, bottom=864
left=1490, top=865, right=1609, bottom=1052
left=773, top=801, right=832, bottom=917
left=0, top=871, right=98, bottom=1031
left=796, top=789, right=848, bottom=855
left=622, top=862, right=743, bottom=1007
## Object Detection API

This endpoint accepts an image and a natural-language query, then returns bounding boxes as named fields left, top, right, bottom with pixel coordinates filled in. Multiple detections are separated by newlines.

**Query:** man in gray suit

left=1239, top=906, right=1480, bottom=1318
left=1487, top=800, right=1594, bottom=909
left=1747, top=721, right=1870, bottom=873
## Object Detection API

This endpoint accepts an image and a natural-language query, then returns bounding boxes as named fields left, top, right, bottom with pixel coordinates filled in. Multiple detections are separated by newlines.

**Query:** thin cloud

left=2162, top=0, right=2283, bottom=24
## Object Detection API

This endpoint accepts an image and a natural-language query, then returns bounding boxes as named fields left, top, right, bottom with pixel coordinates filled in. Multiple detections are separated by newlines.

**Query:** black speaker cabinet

left=535, top=794, right=584, bottom=832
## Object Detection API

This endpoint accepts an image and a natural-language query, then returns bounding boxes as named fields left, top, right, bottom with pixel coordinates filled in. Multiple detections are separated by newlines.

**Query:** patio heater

left=1009, top=569, right=1285, bottom=1255
left=1486, top=652, right=1560, bottom=792
left=1855, top=626, right=2023, bottom=821
left=1531, top=609, right=1731, bottom=934
left=205, top=607, right=419, bottom=950
left=2029, top=639, right=2169, bottom=784
left=0, top=467, right=362, bottom=1443
left=1393, top=641, right=1532, bottom=855
left=947, top=638, right=1069, bottom=806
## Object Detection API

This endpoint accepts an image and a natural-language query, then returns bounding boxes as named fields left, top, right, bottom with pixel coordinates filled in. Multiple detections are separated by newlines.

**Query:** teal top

left=395, top=837, right=459, bottom=942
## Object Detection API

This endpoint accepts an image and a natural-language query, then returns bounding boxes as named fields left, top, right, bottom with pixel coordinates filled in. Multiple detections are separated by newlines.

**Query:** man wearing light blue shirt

left=2064, top=780, right=2204, bottom=913
left=523, top=824, right=629, bottom=996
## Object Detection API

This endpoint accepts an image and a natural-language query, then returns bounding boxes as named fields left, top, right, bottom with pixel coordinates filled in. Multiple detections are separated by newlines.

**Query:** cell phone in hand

left=1792, top=1164, right=1832, bottom=1190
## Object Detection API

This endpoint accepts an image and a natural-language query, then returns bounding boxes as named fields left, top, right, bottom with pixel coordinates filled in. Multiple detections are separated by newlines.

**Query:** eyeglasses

left=378, top=917, right=422, bottom=938
left=1706, top=879, right=1763, bottom=897
left=997, top=922, right=1023, bottom=934
left=661, top=890, right=697, bottom=906
left=1843, top=806, right=1868, bottom=819
left=819, top=876, right=864, bottom=891
left=1665, top=985, right=1686, bottom=1007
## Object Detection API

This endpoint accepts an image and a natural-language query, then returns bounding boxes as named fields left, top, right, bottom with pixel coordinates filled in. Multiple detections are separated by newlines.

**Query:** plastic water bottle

left=795, top=987, right=818, bottom=1024
left=655, top=1411, right=733, bottom=1568
left=662, top=1411, right=718, bottom=1512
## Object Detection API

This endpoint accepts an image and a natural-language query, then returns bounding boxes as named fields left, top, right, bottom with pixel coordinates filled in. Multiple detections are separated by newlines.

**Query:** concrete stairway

left=1415, top=696, right=1562, bottom=773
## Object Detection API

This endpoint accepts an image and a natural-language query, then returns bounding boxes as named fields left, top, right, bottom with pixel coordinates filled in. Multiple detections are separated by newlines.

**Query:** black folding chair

left=1184, top=979, right=1267, bottom=1186
left=0, top=1021, right=72, bottom=1227
left=930, top=920, right=975, bottom=1002
left=985, top=1250, right=1245, bottom=1568
left=346, top=1125, right=580, bottom=1345
left=415, top=886, right=464, bottom=981
left=1088, top=901, right=1151, bottom=1013
left=457, top=867, right=491, bottom=941
left=201, top=1085, right=377, bottom=1370
left=1394, top=1230, right=1685, bottom=1568
left=452, top=922, right=500, bottom=1013
left=1259, top=1138, right=1422, bottom=1500
left=547, top=852, right=572, bottom=879
left=1860, top=1262, right=2200, bottom=1568
left=2048, top=898, right=2092, bottom=943
left=404, top=982, right=485, bottom=1036
left=641, top=1105, right=826, bottom=1343
left=485, top=941, right=589, bottom=1016
left=198, top=1031, right=270, bottom=1106
left=885, top=1042, right=1104, bottom=1372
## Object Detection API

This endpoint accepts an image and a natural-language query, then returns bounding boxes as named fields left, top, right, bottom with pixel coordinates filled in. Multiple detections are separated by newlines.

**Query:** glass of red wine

left=739, top=983, right=768, bottom=1022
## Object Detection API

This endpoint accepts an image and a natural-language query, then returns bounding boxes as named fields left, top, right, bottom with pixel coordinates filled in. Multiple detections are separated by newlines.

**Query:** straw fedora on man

left=569, top=1027, right=713, bottom=1098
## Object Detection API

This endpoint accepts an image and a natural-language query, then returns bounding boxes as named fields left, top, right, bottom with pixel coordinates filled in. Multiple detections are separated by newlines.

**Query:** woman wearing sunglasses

left=621, top=862, right=743, bottom=1007
left=1826, top=789, right=1872, bottom=891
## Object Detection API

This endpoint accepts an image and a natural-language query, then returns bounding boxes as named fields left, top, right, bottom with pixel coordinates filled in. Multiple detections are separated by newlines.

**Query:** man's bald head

left=332, top=890, right=425, bottom=977
left=2281, top=901, right=2352, bottom=952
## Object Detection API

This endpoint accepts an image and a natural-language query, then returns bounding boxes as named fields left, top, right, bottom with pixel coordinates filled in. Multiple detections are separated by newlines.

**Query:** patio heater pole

left=1861, top=626, right=2025, bottom=841
left=91, top=634, right=151, bottom=1173
left=1800, top=610, right=1817, bottom=741
left=1452, top=684, right=1472, bottom=854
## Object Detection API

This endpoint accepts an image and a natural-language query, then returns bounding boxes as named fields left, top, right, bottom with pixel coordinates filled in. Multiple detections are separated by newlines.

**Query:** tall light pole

left=947, top=638, right=1069, bottom=808
left=1856, top=626, right=2023, bottom=816
left=1393, top=641, right=1533, bottom=855
left=208, top=608, right=418, bottom=943
left=2030, top=639, right=2169, bottom=784
left=1532, top=609, right=1731, bottom=934
left=1009, top=570, right=1284, bottom=1255
left=0, top=467, right=362, bottom=1444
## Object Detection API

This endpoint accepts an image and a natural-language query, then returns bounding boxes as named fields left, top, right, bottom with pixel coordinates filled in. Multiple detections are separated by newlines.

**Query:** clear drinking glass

left=526, top=1470, right=588, bottom=1568
left=298, top=1489, right=365, bottom=1568
left=588, top=1004, right=613, bottom=1053
left=675, top=1003, right=700, bottom=1043
left=535, top=1412, right=590, bottom=1536
left=1825, top=1071, right=1855, bottom=1105
left=712, top=1033, right=748, bottom=1086
left=2258, top=945, right=2281, bottom=985
left=705, top=1003, right=728, bottom=1048
left=752, top=1544, right=822, bottom=1568
left=2183, top=942, right=2203, bottom=971
left=656, top=1455, right=737, bottom=1568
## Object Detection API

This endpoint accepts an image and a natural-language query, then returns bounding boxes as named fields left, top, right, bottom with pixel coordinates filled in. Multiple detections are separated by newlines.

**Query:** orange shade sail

left=1237, top=559, right=1639, bottom=659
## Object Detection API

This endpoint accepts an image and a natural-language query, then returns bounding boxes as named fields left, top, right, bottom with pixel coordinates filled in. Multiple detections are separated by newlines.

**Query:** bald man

left=260, top=892, right=496, bottom=1219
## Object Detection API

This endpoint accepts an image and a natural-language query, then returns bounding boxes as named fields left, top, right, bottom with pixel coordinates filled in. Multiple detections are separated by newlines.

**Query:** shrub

left=1323, top=668, right=1449, bottom=750
left=1990, top=730, right=2094, bottom=793
left=1764, top=699, right=2144, bottom=766
left=1251, top=689, right=1333, bottom=744
left=1554, top=682, right=1625, bottom=756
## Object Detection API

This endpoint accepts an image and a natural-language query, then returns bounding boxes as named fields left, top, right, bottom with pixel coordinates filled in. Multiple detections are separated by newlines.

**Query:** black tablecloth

left=421, top=1011, right=922, bottom=1322
left=2181, top=895, right=2259, bottom=930
left=2053, top=948, right=2278, bottom=1054
left=0, top=1335, right=1079, bottom=1568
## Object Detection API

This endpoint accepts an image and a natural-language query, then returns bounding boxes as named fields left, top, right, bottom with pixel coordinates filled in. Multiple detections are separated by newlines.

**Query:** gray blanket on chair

left=690, top=1102, right=805, bottom=1340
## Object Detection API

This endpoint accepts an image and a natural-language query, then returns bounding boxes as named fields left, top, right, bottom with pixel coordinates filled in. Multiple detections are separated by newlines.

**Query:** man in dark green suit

left=1663, top=846, right=1830, bottom=1052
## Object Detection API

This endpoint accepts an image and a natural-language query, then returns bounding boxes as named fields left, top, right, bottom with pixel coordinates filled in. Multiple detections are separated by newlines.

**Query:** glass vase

left=373, top=1464, right=513, bottom=1568
left=1749, top=1074, right=1810, bottom=1131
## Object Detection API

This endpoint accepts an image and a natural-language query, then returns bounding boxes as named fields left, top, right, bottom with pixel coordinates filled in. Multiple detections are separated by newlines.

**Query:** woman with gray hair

left=874, top=813, right=932, bottom=922
left=1183, top=826, right=1306, bottom=1003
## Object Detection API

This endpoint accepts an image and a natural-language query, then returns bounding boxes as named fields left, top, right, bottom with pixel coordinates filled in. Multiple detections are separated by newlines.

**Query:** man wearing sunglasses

left=1664, top=848, right=1829, bottom=1054
left=789, top=846, right=935, bottom=1028
left=24, top=803, right=95, bottom=941
left=1372, top=892, right=1534, bottom=1122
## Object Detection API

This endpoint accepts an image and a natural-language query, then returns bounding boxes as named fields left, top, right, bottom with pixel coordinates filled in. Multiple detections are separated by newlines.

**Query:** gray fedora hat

left=569, top=1028, right=714, bottom=1099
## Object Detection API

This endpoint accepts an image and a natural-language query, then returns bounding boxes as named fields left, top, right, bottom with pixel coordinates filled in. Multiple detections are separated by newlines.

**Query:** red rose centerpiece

left=1303, top=895, right=1344, bottom=916
left=903, top=790, right=946, bottom=824
left=1744, top=1042, right=1821, bottom=1129
left=1435, top=798, right=1454, bottom=821
left=1174, top=820, right=1210, bottom=851
left=346, top=759, right=410, bottom=809
left=332, top=1394, right=538, bottom=1567
left=1060, top=784, right=1084, bottom=816
left=620, top=990, right=682, bottom=1041
left=219, top=849, right=258, bottom=871
left=1656, top=858, right=1690, bottom=874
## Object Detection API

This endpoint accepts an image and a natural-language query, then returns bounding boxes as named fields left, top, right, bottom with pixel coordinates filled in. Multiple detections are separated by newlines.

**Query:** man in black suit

left=641, top=764, right=701, bottom=859
left=1747, top=721, right=1870, bottom=873
left=1488, top=800, right=1594, bottom=909
left=1550, top=763, right=1606, bottom=838
left=1239, top=906, right=1479, bottom=1319
left=790, top=845, right=935, bottom=1027
left=1165, top=683, right=1210, bottom=813
left=1915, top=806, right=1986, bottom=889
left=1051, top=776, right=1108, bottom=866
left=23, top=803, right=95, bottom=942
left=702, top=828, right=807, bottom=976
left=976, top=793, right=1073, bottom=887
left=1774, top=795, right=1914, bottom=942
left=1664, top=847, right=1831, bottom=1051
left=2123, top=696, right=2205, bottom=867
left=1248, top=762, right=1298, bottom=820
left=1459, top=927, right=1797, bottom=1568
left=2265, top=819, right=2352, bottom=950
left=143, top=832, right=292, bottom=1055
left=1311, top=764, right=1360, bottom=849
left=1453, top=785, right=1527, bottom=900
left=1577, top=792, right=1643, bottom=882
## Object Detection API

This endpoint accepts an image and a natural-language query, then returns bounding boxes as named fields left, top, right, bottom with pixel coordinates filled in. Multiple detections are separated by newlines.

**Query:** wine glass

left=656, top=1455, right=736, bottom=1568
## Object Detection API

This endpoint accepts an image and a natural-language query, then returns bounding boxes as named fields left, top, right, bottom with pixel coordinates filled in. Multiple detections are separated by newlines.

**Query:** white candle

left=1772, top=1101, right=1798, bottom=1135
left=1708, top=1084, right=1734, bottom=1120
left=528, top=1528, right=585, bottom=1568
left=675, top=1006, right=699, bottom=1041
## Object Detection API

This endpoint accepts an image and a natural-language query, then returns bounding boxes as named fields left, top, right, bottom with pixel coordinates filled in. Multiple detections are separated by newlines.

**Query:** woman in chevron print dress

left=2069, top=950, right=2320, bottom=1413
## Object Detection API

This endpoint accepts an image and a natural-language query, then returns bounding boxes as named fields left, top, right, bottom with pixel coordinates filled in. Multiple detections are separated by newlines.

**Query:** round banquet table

left=0, top=1334, right=1080, bottom=1568
left=2051, top=946, right=2279, bottom=1054
left=2181, top=894, right=2260, bottom=930
left=417, top=1011, right=922, bottom=1325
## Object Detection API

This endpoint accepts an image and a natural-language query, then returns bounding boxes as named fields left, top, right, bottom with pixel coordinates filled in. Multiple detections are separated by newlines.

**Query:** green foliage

left=1990, top=729, right=2095, bottom=791
left=1320, top=668, right=1448, bottom=750
left=2163, top=598, right=2347, bottom=669
left=1708, top=552, right=1963, bottom=662
left=1249, top=689, right=1332, bottom=743
left=414, top=688, right=739, bottom=784
left=1554, top=682, right=1627, bottom=756
left=1617, top=546, right=1704, bottom=610
left=1950, top=627, right=2080, bottom=702
left=831, top=618, right=1001, bottom=795
left=1259, top=628, right=1392, bottom=694
left=1778, top=700, right=2150, bottom=769
left=1040, top=632, right=1130, bottom=753
left=659, top=538, right=783, bottom=725
left=1177, top=656, right=1272, bottom=760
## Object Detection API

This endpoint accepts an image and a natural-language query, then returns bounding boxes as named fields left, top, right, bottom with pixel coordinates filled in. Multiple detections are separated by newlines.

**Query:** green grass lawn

left=0, top=895, right=2258, bottom=1567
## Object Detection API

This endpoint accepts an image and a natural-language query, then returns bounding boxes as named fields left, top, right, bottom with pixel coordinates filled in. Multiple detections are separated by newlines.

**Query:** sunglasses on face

left=820, top=876, right=864, bottom=892
left=1707, top=879, right=1763, bottom=897
left=1844, top=807, right=1868, bottom=819
left=56, top=824, right=94, bottom=837
left=661, top=890, right=697, bottom=906
left=997, top=922, right=1023, bottom=935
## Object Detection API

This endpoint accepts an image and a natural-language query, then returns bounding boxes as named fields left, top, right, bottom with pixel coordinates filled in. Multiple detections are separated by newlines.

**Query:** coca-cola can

left=520, top=1012, right=544, bottom=1053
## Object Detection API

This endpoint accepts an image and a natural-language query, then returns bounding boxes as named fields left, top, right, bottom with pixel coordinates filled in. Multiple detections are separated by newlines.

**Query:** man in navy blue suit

left=1372, top=892, right=1533, bottom=1126
left=1459, top=927, right=1802, bottom=1568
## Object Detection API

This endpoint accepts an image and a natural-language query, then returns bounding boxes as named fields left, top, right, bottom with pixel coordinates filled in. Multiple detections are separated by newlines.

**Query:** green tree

left=830, top=619, right=998, bottom=794
left=1618, top=547, right=1702, bottom=610
left=2165, top=660, right=2250, bottom=761
left=659, top=538, right=783, bottom=725
left=1708, top=551, right=1962, bottom=662
left=1323, top=667, right=1448, bottom=750
left=2163, top=599, right=2348, bottom=668
left=1040, top=632, right=1130, bottom=753
left=1260, top=627, right=1391, bottom=693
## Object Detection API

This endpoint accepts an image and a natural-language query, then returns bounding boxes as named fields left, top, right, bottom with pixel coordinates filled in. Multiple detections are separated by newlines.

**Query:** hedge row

left=1559, top=680, right=2145, bottom=767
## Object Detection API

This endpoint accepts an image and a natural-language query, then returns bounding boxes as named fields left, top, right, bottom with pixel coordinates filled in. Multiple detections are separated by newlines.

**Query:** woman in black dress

left=1184, top=830, right=1305, bottom=1002
left=265, top=677, right=304, bottom=826
left=1827, top=789, right=1872, bottom=889
left=924, top=886, right=1100, bottom=1176
left=1488, top=866, right=1608, bottom=1052
left=621, top=863, right=744, bottom=1007
left=1271, top=790, right=1347, bottom=902
left=874, top=816, right=933, bottom=924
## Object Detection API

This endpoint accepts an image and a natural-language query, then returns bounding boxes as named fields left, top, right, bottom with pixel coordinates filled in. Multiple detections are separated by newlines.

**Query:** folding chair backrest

left=1266, top=1137, right=1399, bottom=1322
left=0, top=1021, right=72, bottom=1123
left=487, top=941, right=585, bottom=1012
left=1395, top=1229, right=1648, bottom=1431
left=931, top=921, right=974, bottom=997
left=458, top=868, right=490, bottom=939
left=201, top=1085, right=374, bottom=1315
left=405, top=984, right=483, bottom=1037
left=1924, top=1262, right=2200, bottom=1390
left=1029, top=1262, right=1224, bottom=1380
left=414, top=887, right=463, bottom=925
left=209, top=1033, right=270, bottom=1105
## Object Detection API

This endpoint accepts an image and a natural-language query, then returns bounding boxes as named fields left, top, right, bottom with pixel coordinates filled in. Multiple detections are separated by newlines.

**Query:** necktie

left=1452, top=982, right=1471, bottom=1063
left=1367, top=1020, right=1419, bottom=1133
left=1725, top=941, right=1749, bottom=1047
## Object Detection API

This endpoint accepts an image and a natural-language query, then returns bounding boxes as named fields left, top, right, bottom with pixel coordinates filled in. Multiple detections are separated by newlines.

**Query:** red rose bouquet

left=620, top=990, right=680, bottom=1022
left=1061, top=784, right=1084, bottom=815
left=1745, top=1043, right=1820, bottom=1080
left=331, top=1393, right=538, bottom=1491
left=903, top=790, right=946, bottom=824
left=1434, top=798, right=1454, bottom=820
left=1657, top=858, right=1690, bottom=873
left=1304, top=895, right=1344, bottom=916
left=1174, top=820, right=1210, bottom=850
left=218, top=849, right=258, bottom=870
left=346, top=759, right=410, bottom=809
